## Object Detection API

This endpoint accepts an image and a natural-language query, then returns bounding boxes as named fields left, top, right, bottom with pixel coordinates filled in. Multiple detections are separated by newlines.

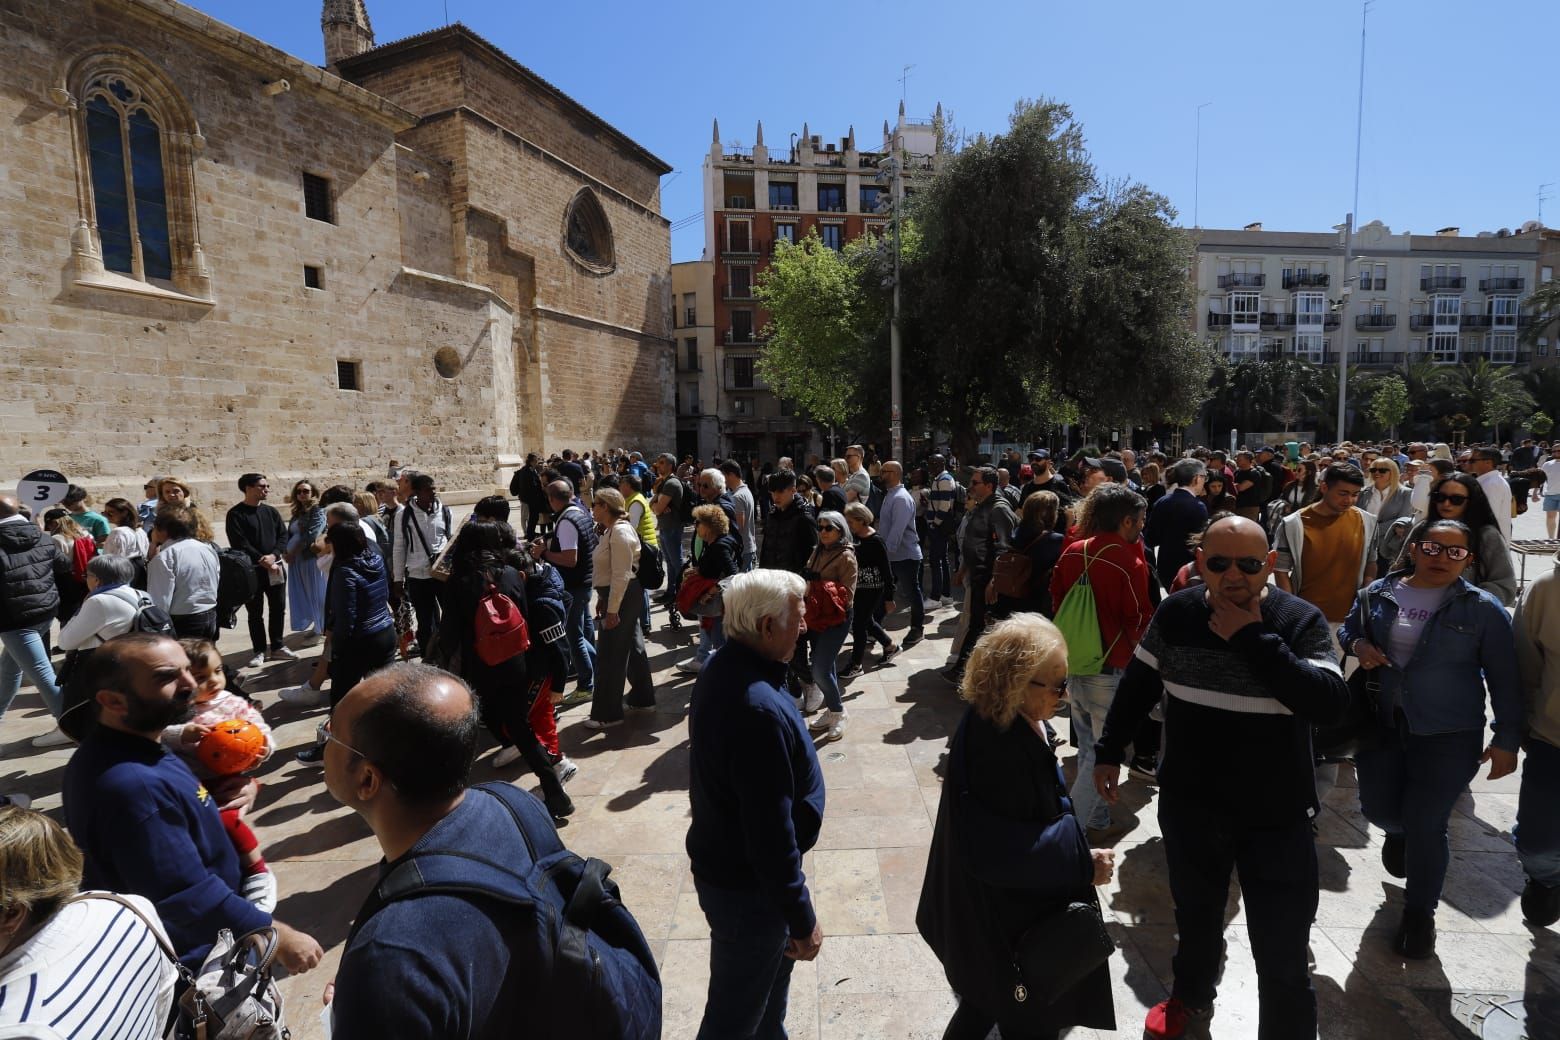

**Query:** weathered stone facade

left=0, top=0, right=672, bottom=511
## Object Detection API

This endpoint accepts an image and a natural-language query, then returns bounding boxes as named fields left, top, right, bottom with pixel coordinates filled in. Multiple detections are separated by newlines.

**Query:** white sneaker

left=493, top=744, right=524, bottom=768
left=808, top=708, right=839, bottom=733
left=921, top=600, right=938, bottom=613
left=247, top=653, right=266, bottom=670
left=802, top=684, right=824, bottom=714
left=941, top=596, right=959, bottom=607
left=31, top=727, right=73, bottom=749
left=553, top=756, right=579, bottom=785
left=241, top=871, right=278, bottom=913
left=582, top=718, right=622, bottom=731
left=826, top=713, right=848, bottom=742
left=266, top=646, right=299, bottom=661
left=675, top=657, right=703, bottom=674
left=277, top=684, right=327, bottom=708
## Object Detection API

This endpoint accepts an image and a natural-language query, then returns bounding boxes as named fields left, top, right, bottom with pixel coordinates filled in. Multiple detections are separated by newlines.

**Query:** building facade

left=0, top=0, right=672, bottom=509
left=1194, top=221, right=1542, bottom=371
left=680, top=104, right=941, bottom=464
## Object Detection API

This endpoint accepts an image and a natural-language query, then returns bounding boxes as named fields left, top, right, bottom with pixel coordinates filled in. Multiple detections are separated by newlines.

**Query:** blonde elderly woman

left=804, top=511, right=858, bottom=743
left=587, top=488, right=654, bottom=729
left=1358, top=455, right=1418, bottom=575
left=0, top=805, right=179, bottom=1037
left=917, top=614, right=1116, bottom=1040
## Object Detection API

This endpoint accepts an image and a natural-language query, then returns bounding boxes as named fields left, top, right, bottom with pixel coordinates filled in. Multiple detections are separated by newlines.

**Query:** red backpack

left=474, top=582, right=530, bottom=666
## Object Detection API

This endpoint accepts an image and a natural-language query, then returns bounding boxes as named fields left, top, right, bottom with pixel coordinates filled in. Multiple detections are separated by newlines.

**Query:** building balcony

left=723, top=287, right=754, bottom=301
left=676, top=357, right=703, bottom=373
left=1265, top=313, right=1298, bottom=329
left=1282, top=272, right=1330, bottom=289
left=1323, top=314, right=1341, bottom=331
left=724, top=329, right=761, bottom=345
left=1409, top=314, right=1438, bottom=331
left=769, top=203, right=799, bottom=212
left=1462, top=351, right=1530, bottom=366
left=1357, top=278, right=1387, bottom=292
left=1207, top=311, right=1232, bottom=328
left=724, top=196, right=753, bottom=210
left=1355, top=314, right=1397, bottom=330
left=1461, top=314, right=1493, bottom=328
left=723, top=244, right=761, bottom=260
left=1218, top=273, right=1266, bottom=288
left=1351, top=351, right=1407, bottom=366
left=1420, top=275, right=1466, bottom=291
left=1480, top=277, right=1525, bottom=293
left=677, top=403, right=704, bottom=416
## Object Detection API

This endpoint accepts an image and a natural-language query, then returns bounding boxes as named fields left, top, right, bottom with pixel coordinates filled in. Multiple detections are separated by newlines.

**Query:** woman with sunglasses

left=1395, top=474, right=1515, bottom=605
left=1339, top=518, right=1522, bottom=959
left=1358, top=457, right=1418, bottom=577
left=918, top=614, right=1116, bottom=1039
left=804, top=512, right=858, bottom=743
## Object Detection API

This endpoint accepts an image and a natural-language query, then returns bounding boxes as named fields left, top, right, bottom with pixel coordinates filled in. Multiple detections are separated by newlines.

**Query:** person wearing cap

left=1067, top=456, right=1108, bottom=504
left=1022, top=451, right=1073, bottom=512
left=1100, top=455, right=1131, bottom=487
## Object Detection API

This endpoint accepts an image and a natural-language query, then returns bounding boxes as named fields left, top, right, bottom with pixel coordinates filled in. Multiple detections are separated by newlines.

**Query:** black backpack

left=213, top=545, right=259, bottom=627
left=346, top=783, right=661, bottom=1039
left=129, top=591, right=174, bottom=636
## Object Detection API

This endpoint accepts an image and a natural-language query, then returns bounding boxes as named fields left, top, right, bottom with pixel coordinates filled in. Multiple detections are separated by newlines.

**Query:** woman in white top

left=100, top=498, right=149, bottom=562
left=57, top=557, right=144, bottom=654
left=0, top=806, right=177, bottom=1039
left=586, top=488, right=653, bottom=729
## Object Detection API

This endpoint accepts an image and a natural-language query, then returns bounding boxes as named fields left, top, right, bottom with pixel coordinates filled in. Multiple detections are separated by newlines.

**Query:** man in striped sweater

left=1093, top=516, right=1349, bottom=1040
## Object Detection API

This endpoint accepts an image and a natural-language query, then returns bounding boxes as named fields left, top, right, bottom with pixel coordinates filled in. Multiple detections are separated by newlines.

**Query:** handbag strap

left=65, top=892, right=196, bottom=986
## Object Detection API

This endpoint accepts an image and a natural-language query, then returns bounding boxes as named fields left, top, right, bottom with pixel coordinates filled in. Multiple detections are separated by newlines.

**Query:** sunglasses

left=1414, top=541, right=1472, bottom=561
left=1029, top=677, right=1069, bottom=697
left=1369, top=467, right=1392, bottom=475
left=817, top=524, right=839, bottom=533
left=1430, top=492, right=1469, bottom=505
left=1203, top=555, right=1267, bottom=575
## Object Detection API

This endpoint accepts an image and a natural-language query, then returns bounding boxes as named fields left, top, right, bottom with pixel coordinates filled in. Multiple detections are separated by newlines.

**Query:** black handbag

left=638, top=542, right=665, bottom=590
left=1011, top=897, right=1114, bottom=1007
left=1314, top=587, right=1384, bottom=761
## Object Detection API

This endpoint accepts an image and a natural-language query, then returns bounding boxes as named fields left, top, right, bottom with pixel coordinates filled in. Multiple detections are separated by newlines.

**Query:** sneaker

left=1522, top=877, right=1560, bottom=927
left=295, top=744, right=324, bottom=767
left=1382, top=832, right=1407, bottom=879
left=553, top=756, right=579, bottom=786
left=31, top=727, right=73, bottom=749
left=880, top=641, right=901, bottom=663
left=823, top=712, right=848, bottom=743
left=278, top=684, right=327, bottom=708
left=902, top=629, right=924, bottom=649
left=802, top=684, right=824, bottom=714
left=624, top=700, right=656, bottom=713
left=266, top=646, right=299, bottom=661
left=582, top=718, right=622, bottom=731
left=247, top=653, right=266, bottom=670
left=1393, top=907, right=1436, bottom=959
left=920, top=600, right=938, bottom=614
left=1127, top=755, right=1158, bottom=782
left=558, top=687, right=594, bottom=708
left=675, top=657, right=703, bottom=675
left=839, top=662, right=863, bottom=680
left=941, top=595, right=960, bottom=607
left=492, top=744, right=524, bottom=769
left=1144, top=998, right=1213, bottom=1040
left=809, top=709, right=841, bottom=733
left=297, top=630, right=323, bottom=648
left=940, top=665, right=963, bottom=685
left=241, top=870, right=278, bottom=913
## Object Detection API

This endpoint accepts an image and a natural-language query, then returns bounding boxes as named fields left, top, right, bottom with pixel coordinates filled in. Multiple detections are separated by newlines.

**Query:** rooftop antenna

left=1542, top=182, right=1556, bottom=226
left=899, top=64, right=915, bottom=109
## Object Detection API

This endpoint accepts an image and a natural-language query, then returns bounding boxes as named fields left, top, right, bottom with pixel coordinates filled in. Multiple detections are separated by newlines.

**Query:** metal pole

left=890, top=139, right=904, bottom=461
left=1338, top=1, right=1372, bottom=444
left=1194, top=102, right=1211, bottom=229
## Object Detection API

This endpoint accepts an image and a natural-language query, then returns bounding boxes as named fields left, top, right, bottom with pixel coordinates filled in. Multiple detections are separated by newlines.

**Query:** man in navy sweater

left=61, top=634, right=322, bottom=972
left=686, top=569, right=826, bottom=1039
left=1093, top=517, right=1348, bottom=1040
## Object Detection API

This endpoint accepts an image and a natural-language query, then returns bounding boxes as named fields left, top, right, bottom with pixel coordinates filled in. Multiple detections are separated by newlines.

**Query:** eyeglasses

left=1430, top=492, right=1469, bottom=505
left=1369, top=467, right=1392, bottom=475
left=323, top=717, right=367, bottom=760
left=817, top=525, right=838, bottom=533
left=1203, top=555, right=1267, bottom=575
left=1414, top=541, right=1472, bottom=561
left=1029, top=677, right=1069, bottom=697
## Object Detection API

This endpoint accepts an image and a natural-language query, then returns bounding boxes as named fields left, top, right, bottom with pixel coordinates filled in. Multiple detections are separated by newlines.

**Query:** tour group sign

left=17, top=469, right=70, bottom=510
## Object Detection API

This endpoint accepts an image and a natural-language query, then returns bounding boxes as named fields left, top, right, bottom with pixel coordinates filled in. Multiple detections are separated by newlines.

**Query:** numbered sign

left=17, top=469, right=69, bottom=510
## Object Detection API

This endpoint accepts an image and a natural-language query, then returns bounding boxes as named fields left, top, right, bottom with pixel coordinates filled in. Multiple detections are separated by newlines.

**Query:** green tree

left=1368, top=375, right=1410, bottom=439
left=753, top=231, right=876, bottom=430
left=1521, top=279, right=1560, bottom=350
left=1434, top=358, right=1536, bottom=441
left=1522, top=367, right=1560, bottom=426
left=1530, top=410, right=1554, bottom=437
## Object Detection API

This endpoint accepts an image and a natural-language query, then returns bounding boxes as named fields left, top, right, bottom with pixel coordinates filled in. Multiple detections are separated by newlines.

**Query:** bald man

left=1093, top=516, right=1348, bottom=1040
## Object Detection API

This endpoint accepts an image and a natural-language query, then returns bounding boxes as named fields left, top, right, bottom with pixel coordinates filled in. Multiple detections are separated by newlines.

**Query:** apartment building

left=670, top=104, right=942, bottom=464
left=1195, top=220, right=1543, bottom=371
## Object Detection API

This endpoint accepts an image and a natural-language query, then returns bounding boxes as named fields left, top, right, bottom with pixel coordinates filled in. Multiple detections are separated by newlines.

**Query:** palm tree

left=1523, top=366, right=1560, bottom=422
left=1434, top=358, right=1537, bottom=441
left=1521, top=280, right=1560, bottom=350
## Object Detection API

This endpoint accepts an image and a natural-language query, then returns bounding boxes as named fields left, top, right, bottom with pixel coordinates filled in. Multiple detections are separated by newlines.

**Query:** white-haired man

left=686, top=569, right=825, bottom=1038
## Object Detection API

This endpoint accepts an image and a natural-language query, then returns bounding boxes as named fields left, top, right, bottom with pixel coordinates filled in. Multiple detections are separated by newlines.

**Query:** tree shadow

left=273, top=861, right=380, bottom=958
left=878, top=667, right=966, bottom=748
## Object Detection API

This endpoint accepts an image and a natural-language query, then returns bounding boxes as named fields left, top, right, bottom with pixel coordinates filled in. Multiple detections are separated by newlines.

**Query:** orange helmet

left=196, top=719, right=267, bottom=775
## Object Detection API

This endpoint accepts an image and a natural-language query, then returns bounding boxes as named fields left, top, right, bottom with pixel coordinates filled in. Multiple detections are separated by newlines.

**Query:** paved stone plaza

left=5, top=508, right=1559, bottom=1039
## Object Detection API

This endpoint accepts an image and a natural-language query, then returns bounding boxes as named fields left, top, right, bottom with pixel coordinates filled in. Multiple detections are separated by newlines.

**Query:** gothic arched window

left=84, top=76, right=172, bottom=280
left=563, top=188, right=615, bottom=274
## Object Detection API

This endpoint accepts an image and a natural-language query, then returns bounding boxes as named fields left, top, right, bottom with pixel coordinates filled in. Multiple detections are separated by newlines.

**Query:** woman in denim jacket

left=1339, top=518, right=1522, bottom=960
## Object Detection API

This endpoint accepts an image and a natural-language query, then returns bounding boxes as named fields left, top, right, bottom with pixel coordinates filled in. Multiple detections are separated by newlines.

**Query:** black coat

left=917, top=708, right=1114, bottom=1034
left=1144, top=488, right=1210, bottom=591
left=759, top=494, right=816, bottom=575
left=0, top=519, right=68, bottom=630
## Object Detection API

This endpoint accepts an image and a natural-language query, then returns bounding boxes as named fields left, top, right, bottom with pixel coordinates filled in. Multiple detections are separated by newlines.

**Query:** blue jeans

left=659, top=518, right=684, bottom=596
left=0, top=620, right=62, bottom=720
left=809, top=611, right=852, bottom=713
left=1067, top=670, right=1119, bottom=830
left=696, top=617, right=726, bottom=664
left=695, top=881, right=795, bottom=1040
left=563, top=586, right=597, bottom=692
left=927, top=527, right=951, bottom=600
left=1355, top=723, right=1484, bottom=912
left=890, top=558, right=924, bottom=632
left=1517, top=737, right=1560, bottom=886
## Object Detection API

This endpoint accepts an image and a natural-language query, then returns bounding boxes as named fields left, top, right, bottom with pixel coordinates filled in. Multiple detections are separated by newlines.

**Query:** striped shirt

left=0, top=894, right=177, bottom=1039
left=1097, top=586, right=1350, bottom=819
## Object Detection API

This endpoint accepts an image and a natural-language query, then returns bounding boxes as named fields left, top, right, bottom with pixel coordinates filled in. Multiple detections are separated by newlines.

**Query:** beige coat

left=1513, top=551, right=1560, bottom=749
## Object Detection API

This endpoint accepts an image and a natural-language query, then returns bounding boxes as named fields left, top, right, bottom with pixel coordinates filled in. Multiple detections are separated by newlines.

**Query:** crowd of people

left=0, top=432, right=1557, bottom=1038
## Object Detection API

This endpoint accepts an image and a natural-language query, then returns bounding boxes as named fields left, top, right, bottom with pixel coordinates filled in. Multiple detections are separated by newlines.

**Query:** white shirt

left=1477, top=469, right=1513, bottom=544
left=58, top=585, right=142, bottom=651
left=1542, top=458, right=1560, bottom=495
left=0, top=893, right=177, bottom=1039
left=103, top=525, right=149, bottom=559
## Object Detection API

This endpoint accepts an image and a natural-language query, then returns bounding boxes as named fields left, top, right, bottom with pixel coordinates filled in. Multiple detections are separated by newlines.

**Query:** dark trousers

left=927, top=527, right=952, bottom=600
left=1355, top=723, right=1484, bottom=913
left=849, top=587, right=893, bottom=666
left=955, top=575, right=994, bottom=668
left=171, top=610, right=219, bottom=642
left=244, top=576, right=285, bottom=654
left=942, top=1001, right=1057, bottom=1040
left=891, top=558, right=925, bottom=632
left=405, top=577, right=441, bottom=654
left=787, top=632, right=812, bottom=694
left=694, top=881, right=794, bottom=1040
left=1159, top=792, right=1318, bottom=1039
left=328, top=626, right=397, bottom=710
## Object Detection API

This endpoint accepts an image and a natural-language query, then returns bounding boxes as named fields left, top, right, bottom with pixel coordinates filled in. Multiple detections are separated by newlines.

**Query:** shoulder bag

left=1314, top=587, right=1384, bottom=761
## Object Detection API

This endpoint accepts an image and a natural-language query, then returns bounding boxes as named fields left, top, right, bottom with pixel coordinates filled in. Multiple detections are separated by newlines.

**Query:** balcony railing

left=1409, top=314, right=1438, bottom=331
left=769, top=202, right=799, bottom=212
left=724, top=329, right=759, bottom=345
left=1357, top=278, right=1388, bottom=291
left=1260, top=312, right=1287, bottom=330
left=817, top=203, right=846, bottom=213
left=683, top=308, right=697, bottom=326
left=1323, top=314, right=1341, bottom=331
left=1218, top=273, right=1266, bottom=288
left=1350, top=351, right=1408, bottom=366
left=1480, top=278, right=1524, bottom=293
left=1461, top=314, right=1493, bottom=328
left=723, top=287, right=754, bottom=301
left=1421, top=276, right=1466, bottom=291
left=676, top=357, right=703, bottom=373
left=723, top=243, right=761, bottom=258
left=1462, top=351, right=1531, bottom=366
left=1355, top=314, right=1397, bottom=330
left=1283, top=272, right=1330, bottom=289
left=1207, top=311, right=1233, bottom=328
left=725, top=197, right=752, bottom=209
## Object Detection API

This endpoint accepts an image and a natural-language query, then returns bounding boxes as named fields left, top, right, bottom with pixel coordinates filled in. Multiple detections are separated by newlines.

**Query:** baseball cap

left=1028, top=450, right=1050, bottom=461
left=1077, top=456, right=1103, bottom=471
left=1099, top=458, right=1128, bottom=481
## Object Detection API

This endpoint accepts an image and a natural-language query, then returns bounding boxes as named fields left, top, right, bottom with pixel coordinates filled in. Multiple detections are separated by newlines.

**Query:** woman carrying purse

left=804, top=511, right=858, bottom=744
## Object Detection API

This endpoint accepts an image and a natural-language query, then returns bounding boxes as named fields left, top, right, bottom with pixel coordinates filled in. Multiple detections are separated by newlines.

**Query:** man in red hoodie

left=1051, top=483, right=1152, bottom=838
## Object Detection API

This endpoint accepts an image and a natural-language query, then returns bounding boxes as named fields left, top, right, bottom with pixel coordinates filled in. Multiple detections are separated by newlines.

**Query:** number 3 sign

left=17, top=469, right=70, bottom=510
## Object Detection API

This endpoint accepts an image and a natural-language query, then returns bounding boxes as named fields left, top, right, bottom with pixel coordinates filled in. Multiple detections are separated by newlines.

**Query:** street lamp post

left=1194, top=102, right=1211, bottom=229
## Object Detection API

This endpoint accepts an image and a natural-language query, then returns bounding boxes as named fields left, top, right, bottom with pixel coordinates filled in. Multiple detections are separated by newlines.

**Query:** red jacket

left=1049, top=533, right=1152, bottom=670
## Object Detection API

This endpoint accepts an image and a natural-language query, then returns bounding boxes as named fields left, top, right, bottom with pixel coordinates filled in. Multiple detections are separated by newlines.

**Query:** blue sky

left=199, top=0, right=1560, bottom=263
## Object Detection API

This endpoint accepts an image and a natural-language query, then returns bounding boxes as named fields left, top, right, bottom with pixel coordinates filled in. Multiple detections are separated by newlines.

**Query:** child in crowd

left=163, top=639, right=278, bottom=911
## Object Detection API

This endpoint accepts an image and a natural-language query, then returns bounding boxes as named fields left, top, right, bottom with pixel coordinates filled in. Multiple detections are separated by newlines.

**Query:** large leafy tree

left=1368, top=375, right=1411, bottom=439
left=1434, top=358, right=1536, bottom=440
